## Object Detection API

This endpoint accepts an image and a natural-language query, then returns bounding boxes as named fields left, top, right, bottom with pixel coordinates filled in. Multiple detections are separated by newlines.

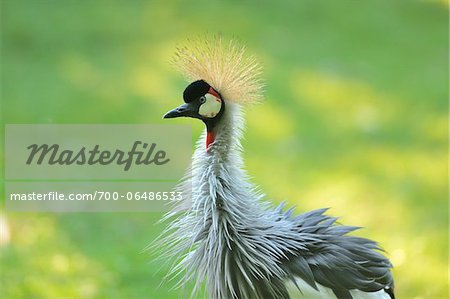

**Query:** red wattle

left=206, top=131, right=216, bottom=149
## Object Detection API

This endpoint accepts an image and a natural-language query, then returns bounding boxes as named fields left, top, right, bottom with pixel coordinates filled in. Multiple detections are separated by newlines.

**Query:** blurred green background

left=1, top=1, right=448, bottom=298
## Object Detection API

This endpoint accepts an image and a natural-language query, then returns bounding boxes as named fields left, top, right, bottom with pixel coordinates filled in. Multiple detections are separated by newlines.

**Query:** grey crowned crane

left=158, top=36, right=395, bottom=299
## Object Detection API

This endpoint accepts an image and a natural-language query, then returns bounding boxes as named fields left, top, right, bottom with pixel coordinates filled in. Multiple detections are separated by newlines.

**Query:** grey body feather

left=157, top=103, right=394, bottom=299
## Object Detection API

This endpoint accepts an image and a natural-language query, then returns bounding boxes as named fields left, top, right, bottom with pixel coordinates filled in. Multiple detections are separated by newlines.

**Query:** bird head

left=163, top=79, right=225, bottom=131
left=162, top=36, right=263, bottom=148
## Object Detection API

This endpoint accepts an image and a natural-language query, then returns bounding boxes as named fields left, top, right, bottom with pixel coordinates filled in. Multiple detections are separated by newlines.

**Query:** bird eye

left=199, top=96, right=206, bottom=104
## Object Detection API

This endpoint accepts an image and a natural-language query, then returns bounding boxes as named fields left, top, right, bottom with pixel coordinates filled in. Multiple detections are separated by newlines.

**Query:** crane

left=157, top=36, right=395, bottom=299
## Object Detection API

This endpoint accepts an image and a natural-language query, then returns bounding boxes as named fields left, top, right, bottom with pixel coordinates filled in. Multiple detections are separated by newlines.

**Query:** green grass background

left=1, top=1, right=448, bottom=298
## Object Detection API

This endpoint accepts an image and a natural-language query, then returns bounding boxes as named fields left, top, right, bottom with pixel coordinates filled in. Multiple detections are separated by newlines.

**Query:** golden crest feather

left=173, top=35, right=264, bottom=104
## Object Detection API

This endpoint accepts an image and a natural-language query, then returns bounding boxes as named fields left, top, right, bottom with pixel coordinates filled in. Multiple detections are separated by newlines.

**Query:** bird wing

left=274, top=205, right=395, bottom=299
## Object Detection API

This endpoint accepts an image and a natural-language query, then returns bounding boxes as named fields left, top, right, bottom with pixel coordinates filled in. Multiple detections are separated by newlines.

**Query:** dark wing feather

left=278, top=205, right=395, bottom=299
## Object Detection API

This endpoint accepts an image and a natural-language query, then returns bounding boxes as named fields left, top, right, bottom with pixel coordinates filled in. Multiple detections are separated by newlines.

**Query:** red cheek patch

left=208, top=87, right=221, bottom=99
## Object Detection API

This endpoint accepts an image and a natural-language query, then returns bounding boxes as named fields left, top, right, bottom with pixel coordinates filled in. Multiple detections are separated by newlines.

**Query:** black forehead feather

left=183, top=80, right=210, bottom=103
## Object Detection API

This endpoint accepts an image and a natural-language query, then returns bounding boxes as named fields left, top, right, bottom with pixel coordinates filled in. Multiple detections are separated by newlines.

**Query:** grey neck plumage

left=191, top=103, right=261, bottom=216
left=163, top=102, right=289, bottom=299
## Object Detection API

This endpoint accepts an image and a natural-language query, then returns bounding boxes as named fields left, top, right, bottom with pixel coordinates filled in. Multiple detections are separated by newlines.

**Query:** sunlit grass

left=1, top=0, right=448, bottom=298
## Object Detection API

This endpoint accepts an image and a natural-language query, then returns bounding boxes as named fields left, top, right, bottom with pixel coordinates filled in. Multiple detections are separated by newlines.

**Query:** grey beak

left=163, top=103, right=197, bottom=119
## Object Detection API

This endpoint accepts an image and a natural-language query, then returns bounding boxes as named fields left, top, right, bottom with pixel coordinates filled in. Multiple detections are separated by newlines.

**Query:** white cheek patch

left=199, top=94, right=222, bottom=118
